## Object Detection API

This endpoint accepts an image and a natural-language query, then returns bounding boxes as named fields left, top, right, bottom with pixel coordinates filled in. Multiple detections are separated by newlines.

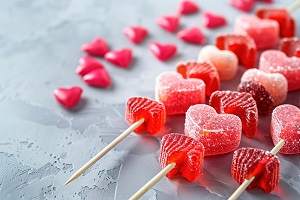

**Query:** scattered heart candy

left=82, top=68, right=111, bottom=87
left=81, top=37, right=109, bottom=57
left=177, top=27, right=206, bottom=44
left=156, top=15, right=179, bottom=33
left=104, top=48, right=132, bottom=68
left=230, top=0, right=254, bottom=12
left=149, top=42, right=177, bottom=61
left=53, top=86, right=83, bottom=109
left=177, top=0, right=199, bottom=15
left=76, top=56, right=104, bottom=76
left=202, top=11, right=227, bottom=28
left=123, top=26, right=148, bottom=44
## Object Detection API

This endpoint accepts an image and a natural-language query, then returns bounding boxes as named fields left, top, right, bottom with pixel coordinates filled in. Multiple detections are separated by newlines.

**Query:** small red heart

left=177, top=0, right=199, bottom=15
left=123, top=26, right=148, bottom=44
left=149, top=42, right=177, bottom=61
left=177, top=27, right=206, bottom=44
left=202, top=11, right=227, bottom=28
left=83, top=68, right=111, bottom=87
left=76, top=56, right=104, bottom=76
left=53, top=86, right=83, bottom=109
left=230, top=0, right=254, bottom=12
left=81, top=37, right=109, bottom=57
left=156, top=15, right=179, bottom=33
left=104, top=48, right=132, bottom=68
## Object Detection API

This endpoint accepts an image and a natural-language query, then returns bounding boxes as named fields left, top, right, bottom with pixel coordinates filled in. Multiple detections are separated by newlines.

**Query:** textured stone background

left=0, top=0, right=300, bottom=199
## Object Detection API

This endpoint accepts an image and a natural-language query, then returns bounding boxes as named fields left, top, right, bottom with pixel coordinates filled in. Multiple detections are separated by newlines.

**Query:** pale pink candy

left=155, top=72, right=205, bottom=115
left=259, top=50, right=300, bottom=91
left=198, top=45, right=238, bottom=81
left=234, top=15, right=279, bottom=49
left=241, top=69, right=287, bottom=105
left=271, top=104, right=300, bottom=154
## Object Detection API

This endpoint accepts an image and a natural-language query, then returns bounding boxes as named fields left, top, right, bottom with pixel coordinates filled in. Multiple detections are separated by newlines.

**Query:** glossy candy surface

left=82, top=68, right=111, bottom=87
left=149, top=42, right=177, bottom=61
left=177, top=27, right=206, bottom=44
left=177, top=0, right=199, bottom=15
left=156, top=15, right=179, bottom=32
left=104, top=48, right=132, bottom=68
left=76, top=56, right=104, bottom=76
left=123, top=26, right=148, bottom=44
left=279, top=37, right=300, bottom=57
left=81, top=37, right=109, bottom=57
left=202, top=11, right=227, bottom=28
left=230, top=0, right=254, bottom=12
left=53, top=86, right=83, bottom=109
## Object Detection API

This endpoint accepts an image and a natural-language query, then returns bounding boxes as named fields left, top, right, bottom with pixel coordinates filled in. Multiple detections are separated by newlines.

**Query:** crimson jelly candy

left=279, top=37, right=300, bottom=57
left=209, top=91, right=258, bottom=138
left=126, top=97, right=166, bottom=135
left=159, top=133, right=204, bottom=182
left=231, top=147, right=280, bottom=193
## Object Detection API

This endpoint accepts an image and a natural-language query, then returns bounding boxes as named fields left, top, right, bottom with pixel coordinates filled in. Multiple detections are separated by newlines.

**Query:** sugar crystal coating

left=126, top=97, right=166, bottom=135
left=209, top=91, right=258, bottom=138
left=279, top=37, right=300, bottom=57
left=271, top=104, right=300, bottom=154
left=231, top=147, right=280, bottom=193
left=160, top=133, right=204, bottom=182
left=185, top=104, right=242, bottom=156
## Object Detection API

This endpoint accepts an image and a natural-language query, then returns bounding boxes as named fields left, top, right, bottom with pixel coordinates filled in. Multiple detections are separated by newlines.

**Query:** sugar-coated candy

left=177, top=27, right=206, bottom=45
left=259, top=50, right=300, bottom=91
left=216, top=34, right=257, bottom=69
left=230, top=0, right=254, bottom=12
left=156, top=15, right=179, bottom=33
left=238, top=81, right=274, bottom=115
left=126, top=97, right=166, bottom=135
left=185, top=104, right=242, bottom=156
left=104, top=48, right=132, bottom=68
left=234, top=15, right=279, bottom=49
left=176, top=61, right=220, bottom=96
left=123, top=26, right=148, bottom=44
left=279, top=37, right=300, bottom=57
left=82, top=68, right=111, bottom=87
left=81, top=37, right=109, bottom=57
left=231, top=147, right=280, bottom=193
left=149, top=42, right=177, bottom=61
left=156, top=72, right=205, bottom=115
left=209, top=91, right=258, bottom=138
left=177, top=0, right=199, bottom=15
left=53, top=86, right=83, bottom=109
left=256, top=7, right=295, bottom=38
left=198, top=45, right=238, bottom=81
left=76, top=56, right=104, bottom=76
left=202, top=11, right=227, bottom=28
left=159, top=133, right=204, bottom=182
left=241, top=69, right=287, bottom=105
left=271, top=104, right=300, bottom=154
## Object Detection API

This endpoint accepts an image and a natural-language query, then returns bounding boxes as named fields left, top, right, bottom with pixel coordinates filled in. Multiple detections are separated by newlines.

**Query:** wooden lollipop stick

left=64, top=118, right=145, bottom=186
left=287, top=0, right=300, bottom=13
left=228, top=139, right=285, bottom=200
left=129, top=162, right=176, bottom=200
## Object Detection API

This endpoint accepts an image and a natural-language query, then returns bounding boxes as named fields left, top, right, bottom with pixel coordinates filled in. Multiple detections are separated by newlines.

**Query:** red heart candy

left=279, top=37, right=300, bottom=57
left=149, top=42, right=177, bottom=61
left=177, top=27, right=205, bottom=44
left=177, top=0, right=199, bottom=15
left=81, top=37, right=109, bottom=57
left=123, top=26, right=148, bottom=44
left=83, top=68, right=111, bottom=87
left=104, top=48, right=132, bottom=68
left=230, top=0, right=254, bottom=12
left=53, top=86, right=83, bottom=109
left=76, top=56, right=104, bottom=76
left=202, top=11, right=227, bottom=28
left=156, top=15, right=179, bottom=33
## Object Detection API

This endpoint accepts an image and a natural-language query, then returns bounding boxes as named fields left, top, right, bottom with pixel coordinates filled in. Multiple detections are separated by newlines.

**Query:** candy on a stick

left=237, top=81, right=274, bottom=115
left=198, top=45, right=238, bottom=81
left=241, top=69, right=287, bottom=105
left=202, top=11, right=227, bottom=28
left=177, top=27, right=206, bottom=45
left=176, top=61, right=220, bottom=96
left=81, top=37, right=109, bottom=57
left=76, top=56, right=104, bottom=76
left=259, top=50, right=300, bottom=91
left=185, top=104, right=242, bottom=156
left=279, top=37, right=300, bottom=57
left=216, top=34, right=257, bottom=69
left=271, top=104, right=300, bottom=154
left=64, top=97, right=166, bottom=185
left=104, top=48, right=132, bottom=68
left=53, top=86, right=83, bottom=109
left=234, top=15, right=279, bottom=49
left=149, top=42, right=177, bottom=61
left=123, top=26, right=148, bottom=44
left=155, top=72, right=205, bottom=115
left=129, top=133, right=204, bottom=200
left=209, top=91, right=258, bottom=138
left=156, top=15, right=179, bottom=33
left=177, top=0, right=199, bottom=15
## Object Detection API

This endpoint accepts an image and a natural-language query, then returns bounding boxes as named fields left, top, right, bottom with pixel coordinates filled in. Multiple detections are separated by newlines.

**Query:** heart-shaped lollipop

left=53, top=86, right=83, bottom=109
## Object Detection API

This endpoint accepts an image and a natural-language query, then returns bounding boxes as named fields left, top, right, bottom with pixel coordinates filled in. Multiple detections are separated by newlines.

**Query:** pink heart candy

left=185, top=104, right=242, bottom=156
left=230, top=0, right=254, bottom=12
left=76, top=56, right=104, bottom=76
left=198, top=45, right=238, bottom=81
left=202, top=11, right=227, bottom=28
left=155, top=72, right=205, bottom=115
left=259, top=50, right=300, bottom=91
left=104, top=48, right=132, bottom=68
left=53, top=86, right=83, bottom=109
left=82, top=68, right=111, bottom=87
left=149, top=42, right=177, bottom=61
left=234, top=15, right=279, bottom=49
left=123, top=26, right=148, bottom=44
left=271, top=104, right=300, bottom=154
left=81, top=37, right=109, bottom=57
left=177, top=27, right=206, bottom=44
left=156, top=15, right=179, bottom=33
left=241, top=68, right=288, bottom=105
left=177, top=0, right=199, bottom=15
